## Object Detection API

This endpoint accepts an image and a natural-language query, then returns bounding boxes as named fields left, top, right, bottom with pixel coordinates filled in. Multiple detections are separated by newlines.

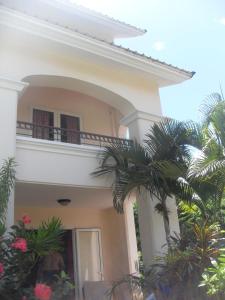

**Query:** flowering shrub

left=22, top=215, right=32, bottom=225
left=0, top=216, right=74, bottom=300
left=34, top=283, right=52, bottom=300
left=11, top=237, right=27, bottom=252
left=0, top=263, right=3, bottom=276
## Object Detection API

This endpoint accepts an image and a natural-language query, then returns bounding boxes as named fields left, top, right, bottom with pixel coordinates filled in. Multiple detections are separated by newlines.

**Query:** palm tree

left=184, top=92, right=225, bottom=224
left=178, top=174, right=225, bottom=230
left=93, top=119, right=200, bottom=246
left=189, top=92, right=225, bottom=178
left=0, top=158, right=16, bottom=233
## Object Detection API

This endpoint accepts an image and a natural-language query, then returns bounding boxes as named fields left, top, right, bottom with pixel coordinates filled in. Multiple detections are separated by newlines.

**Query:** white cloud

left=153, top=41, right=165, bottom=51
left=219, top=18, right=225, bottom=25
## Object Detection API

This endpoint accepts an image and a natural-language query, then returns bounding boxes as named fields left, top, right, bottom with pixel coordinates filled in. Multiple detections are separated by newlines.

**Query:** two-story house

left=0, top=0, right=194, bottom=299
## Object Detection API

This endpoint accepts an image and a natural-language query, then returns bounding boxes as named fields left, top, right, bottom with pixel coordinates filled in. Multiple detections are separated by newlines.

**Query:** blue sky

left=72, top=0, right=225, bottom=121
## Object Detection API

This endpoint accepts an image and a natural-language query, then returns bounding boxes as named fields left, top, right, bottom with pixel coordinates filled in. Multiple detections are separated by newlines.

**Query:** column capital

left=0, top=77, right=29, bottom=93
left=120, top=110, right=165, bottom=127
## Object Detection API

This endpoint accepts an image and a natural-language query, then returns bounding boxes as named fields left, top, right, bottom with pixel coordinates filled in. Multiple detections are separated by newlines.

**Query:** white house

left=0, top=0, right=194, bottom=299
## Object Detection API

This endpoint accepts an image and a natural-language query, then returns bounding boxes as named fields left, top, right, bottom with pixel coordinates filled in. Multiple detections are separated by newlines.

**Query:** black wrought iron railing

left=16, top=121, right=133, bottom=148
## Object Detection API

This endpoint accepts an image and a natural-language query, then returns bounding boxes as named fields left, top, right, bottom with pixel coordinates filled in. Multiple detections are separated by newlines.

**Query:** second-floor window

left=60, top=114, right=80, bottom=144
left=32, top=109, right=80, bottom=144
left=33, top=109, right=54, bottom=140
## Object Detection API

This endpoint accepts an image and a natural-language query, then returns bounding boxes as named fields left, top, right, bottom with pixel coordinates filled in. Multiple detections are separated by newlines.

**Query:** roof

left=52, top=17, right=195, bottom=79
left=0, top=1, right=195, bottom=81
left=40, top=1, right=195, bottom=78
left=55, top=0, right=147, bottom=35
left=0, top=0, right=145, bottom=41
left=111, top=43, right=195, bottom=78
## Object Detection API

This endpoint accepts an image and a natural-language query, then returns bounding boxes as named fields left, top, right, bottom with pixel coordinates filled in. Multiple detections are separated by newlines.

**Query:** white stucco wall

left=16, top=137, right=111, bottom=188
left=1, top=29, right=162, bottom=117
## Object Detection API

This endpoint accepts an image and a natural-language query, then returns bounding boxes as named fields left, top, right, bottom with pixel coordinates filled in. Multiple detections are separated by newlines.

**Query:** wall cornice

left=16, top=136, right=102, bottom=158
left=0, top=77, right=29, bottom=92
left=121, top=110, right=166, bottom=126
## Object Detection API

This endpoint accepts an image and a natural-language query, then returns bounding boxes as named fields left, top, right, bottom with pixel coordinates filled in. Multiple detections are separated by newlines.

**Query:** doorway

left=63, top=229, right=104, bottom=300
left=32, top=109, right=54, bottom=140
left=60, top=114, right=80, bottom=144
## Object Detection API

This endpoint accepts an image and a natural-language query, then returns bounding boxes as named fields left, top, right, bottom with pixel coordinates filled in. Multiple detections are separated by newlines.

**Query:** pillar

left=0, top=77, right=28, bottom=228
left=123, top=199, right=139, bottom=274
left=121, top=110, right=180, bottom=267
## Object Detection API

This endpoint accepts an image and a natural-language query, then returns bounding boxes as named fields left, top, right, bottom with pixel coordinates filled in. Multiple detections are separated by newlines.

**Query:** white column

left=123, top=199, right=139, bottom=274
left=121, top=110, right=180, bottom=267
left=0, top=77, right=28, bottom=228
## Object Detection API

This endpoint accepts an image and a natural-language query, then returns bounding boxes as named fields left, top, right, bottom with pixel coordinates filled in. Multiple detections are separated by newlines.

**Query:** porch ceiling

left=15, top=182, right=113, bottom=209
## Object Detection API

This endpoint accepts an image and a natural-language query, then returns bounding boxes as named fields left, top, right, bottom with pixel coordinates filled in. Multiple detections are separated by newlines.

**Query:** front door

left=74, top=229, right=104, bottom=300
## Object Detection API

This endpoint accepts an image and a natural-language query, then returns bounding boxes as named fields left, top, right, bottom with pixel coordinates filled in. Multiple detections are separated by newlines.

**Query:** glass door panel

left=74, top=229, right=103, bottom=299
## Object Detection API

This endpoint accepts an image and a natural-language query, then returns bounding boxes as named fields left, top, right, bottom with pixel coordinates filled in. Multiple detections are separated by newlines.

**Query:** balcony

left=17, top=121, right=133, bottom=148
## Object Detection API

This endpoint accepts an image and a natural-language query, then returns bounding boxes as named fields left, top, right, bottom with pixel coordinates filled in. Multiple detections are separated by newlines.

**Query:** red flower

left=11, top=238, right=27, bottom=252
left=0, top=263, right=4, bottom=275
left=34, top=283, right=52, bottom=300
left=22, top=215, right=31, bottom=225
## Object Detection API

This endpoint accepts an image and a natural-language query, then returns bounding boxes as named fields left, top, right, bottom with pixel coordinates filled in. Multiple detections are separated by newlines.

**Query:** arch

left=22, top=75, right=135, bottom=116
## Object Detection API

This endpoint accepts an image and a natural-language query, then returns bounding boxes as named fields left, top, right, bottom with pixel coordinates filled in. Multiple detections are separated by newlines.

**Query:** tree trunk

left=161, top=196, right=171, bottom=248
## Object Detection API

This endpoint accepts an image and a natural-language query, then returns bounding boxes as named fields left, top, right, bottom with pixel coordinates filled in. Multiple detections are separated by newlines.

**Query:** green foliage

left=189, top=93, right=225, bottom=187
left=51, top=271, right=75, bottom=300
left=152, top=222, right=221, bottom=290
left=93, top=119, right=199, bottom=245
left=0, top=158, right=16, bottom=233
left=22, top=217, right=64, bottom=256
left=133, top=202, right=141, bottom=251
left=201, top=254, right=225, bottom=296
left=18, top=272, right=75, bottom=300
left=94, top=91, right=225, bottom=298
left=0, top=216, right=73, bottom=300
left=177, top=93, right=225, bottom=229
left=110, top=222, right=223, bottom=299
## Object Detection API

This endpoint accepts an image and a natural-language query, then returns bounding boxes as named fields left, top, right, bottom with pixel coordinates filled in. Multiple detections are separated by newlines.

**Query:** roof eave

left=42, top=0, right=147, bottom=38
left=0, top=6, right=194, bottom=86
left=107, top=43, right=195, bottom=85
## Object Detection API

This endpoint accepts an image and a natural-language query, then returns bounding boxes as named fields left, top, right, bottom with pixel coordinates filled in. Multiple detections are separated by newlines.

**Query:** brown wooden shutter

left=33, top=109, right=54, bottom=140
left=60, top=114, right=80, bottom=144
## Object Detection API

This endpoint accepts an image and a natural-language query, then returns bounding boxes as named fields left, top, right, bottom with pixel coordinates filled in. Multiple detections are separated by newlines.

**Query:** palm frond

left=24, top=217, right=64, bottom=256
left=189, top=155, right=225, bottom=179
left=0, top=158, right=16, bottom=226
left=199, top=92, right=223, bottom=125
left=145, top=119, right=203, bottom=165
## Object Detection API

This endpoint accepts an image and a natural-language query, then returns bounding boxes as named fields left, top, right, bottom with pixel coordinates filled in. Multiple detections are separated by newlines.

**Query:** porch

left=14, top=182, right=139, bottom=300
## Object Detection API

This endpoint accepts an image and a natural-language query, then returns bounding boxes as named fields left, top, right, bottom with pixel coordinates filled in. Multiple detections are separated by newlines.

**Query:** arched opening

left=17, top=75, right=135, bottom=144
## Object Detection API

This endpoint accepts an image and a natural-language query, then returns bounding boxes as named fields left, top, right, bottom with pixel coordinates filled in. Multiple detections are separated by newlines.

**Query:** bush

left=201, top=253, right=225, bottom=297
left=110, top=222, right=225, bottom=300
left=0, top=216, right=74, bottom=300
